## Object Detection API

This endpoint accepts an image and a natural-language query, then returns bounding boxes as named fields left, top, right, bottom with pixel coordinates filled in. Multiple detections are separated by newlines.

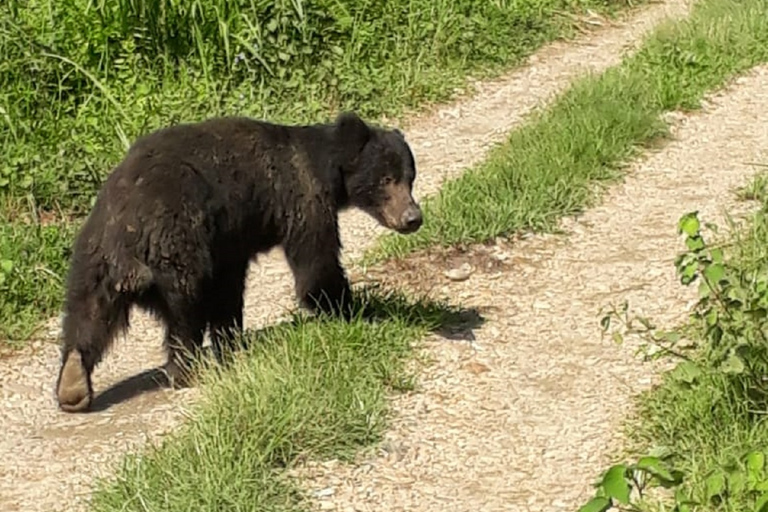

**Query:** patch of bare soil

left=293, top=65, right=768, bottom=512
left=0, top=1, right=694, bottom=511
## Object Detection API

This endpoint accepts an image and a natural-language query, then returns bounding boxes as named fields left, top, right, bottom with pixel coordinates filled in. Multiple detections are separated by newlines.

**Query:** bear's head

left=335, top=112, right=423, bottom=235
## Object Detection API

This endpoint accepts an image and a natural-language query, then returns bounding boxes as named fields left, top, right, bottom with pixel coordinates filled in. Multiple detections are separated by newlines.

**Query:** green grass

left=0, top=0, right=637, bottom=345
left=368, top=0, right=768, bottom=264
left=0, top=211, right=76, bottom=345
left=87, top=289, right=482, bottom=512
left=582, top=171, right=768, bottom=511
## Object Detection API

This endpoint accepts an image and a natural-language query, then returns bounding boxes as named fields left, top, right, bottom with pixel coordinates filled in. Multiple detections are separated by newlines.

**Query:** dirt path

left=295, top=65, right=768, bottom=512
left=0, top=2, right=693, bottom=511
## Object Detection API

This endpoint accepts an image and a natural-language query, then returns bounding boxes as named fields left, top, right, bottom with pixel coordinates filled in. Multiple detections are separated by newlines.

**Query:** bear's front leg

left=283, top=225, right=354, bottom=320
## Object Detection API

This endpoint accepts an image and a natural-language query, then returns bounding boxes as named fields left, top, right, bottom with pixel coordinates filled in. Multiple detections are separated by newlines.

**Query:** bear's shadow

left=88, top=290, right=485, bottom=413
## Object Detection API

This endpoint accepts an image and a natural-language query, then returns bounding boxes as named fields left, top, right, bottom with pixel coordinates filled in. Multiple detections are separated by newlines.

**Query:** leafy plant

left=578, top=453, right=685, bottom=512
left=601, top=210, right=768, bottom=410
left=579, top=449, right=768, bottom=512
left=673, top=211, right=768, bottom=411
left=592, top=207, right=768, bottom=511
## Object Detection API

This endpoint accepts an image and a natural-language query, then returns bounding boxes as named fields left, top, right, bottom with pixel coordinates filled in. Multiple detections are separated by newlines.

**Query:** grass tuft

left=88, top=287, right=482, bottom=512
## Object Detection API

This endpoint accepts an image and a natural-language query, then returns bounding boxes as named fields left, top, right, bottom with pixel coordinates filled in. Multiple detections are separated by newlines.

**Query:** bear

left=54, top=111, right=423, bottom=413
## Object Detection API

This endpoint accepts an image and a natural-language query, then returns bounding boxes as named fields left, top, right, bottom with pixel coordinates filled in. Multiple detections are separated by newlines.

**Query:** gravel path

left=0, top=2, right=694, bottom=510
left=296, top=64, right=768, bottom=512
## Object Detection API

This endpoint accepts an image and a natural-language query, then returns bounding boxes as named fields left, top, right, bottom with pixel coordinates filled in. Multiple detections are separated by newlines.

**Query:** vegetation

left=0, top=0, right=634, bottom=344
left=84, top=0, right=768, bottom=510
left=582, top=172, right=768, bottom=512
left=368, top=0, right=768, bottom=263
left=88, top=289, right=480, bottom=512
left=0, top=212, right=76, bottom=344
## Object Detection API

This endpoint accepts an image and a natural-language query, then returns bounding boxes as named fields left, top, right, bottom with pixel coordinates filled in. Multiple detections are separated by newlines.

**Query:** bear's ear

left=335, top=111, right=371, bottom=152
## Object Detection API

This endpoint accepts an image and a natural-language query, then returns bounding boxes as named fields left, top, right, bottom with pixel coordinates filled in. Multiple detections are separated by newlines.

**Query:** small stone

left=493, top=250, right=511, bottom=262
left=312, top=487, right=335, bottom=498
left=444, top=263, right=474, bottom=281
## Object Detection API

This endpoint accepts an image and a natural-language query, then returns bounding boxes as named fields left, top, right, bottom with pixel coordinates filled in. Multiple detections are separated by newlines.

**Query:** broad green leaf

left=679, top=212, right=701, bottom=237
left=0, top=259, right=13, bottom=274
left=636, top=456, right=676, bottom=482
left=612, top=332, right=623, bottom=345
left=686, top=236, right=705, bottom=251
left=698, top=279, right=712, bottom=298
left=705, top=308, right=718, bottom=326
left=703, top=263, right=725, bottom=283
left=705, top=471, right=726, bottom=499
left=748, top=451, right=766, bottom=475
left=681, top=261, right=699, bottom=285
left=602, top=464, right=631, bottom=505
left=719, top=353, right=745, bottom=374
left=577, top=496, right=611, bottom=512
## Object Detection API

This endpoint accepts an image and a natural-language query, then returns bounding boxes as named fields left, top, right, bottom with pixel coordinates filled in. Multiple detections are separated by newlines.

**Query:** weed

left=587, top=196, right=768, bottom=511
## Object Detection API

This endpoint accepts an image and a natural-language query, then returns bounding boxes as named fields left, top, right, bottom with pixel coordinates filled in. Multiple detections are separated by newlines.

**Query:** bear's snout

left=398, top=203, right=423, bottom=234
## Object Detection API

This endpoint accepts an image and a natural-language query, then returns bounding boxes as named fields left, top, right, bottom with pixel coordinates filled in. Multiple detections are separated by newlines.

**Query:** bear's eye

left=380, top=176, right=394, bottom=186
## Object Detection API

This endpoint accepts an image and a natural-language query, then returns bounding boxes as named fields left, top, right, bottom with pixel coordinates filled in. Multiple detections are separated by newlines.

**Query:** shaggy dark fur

left=54, top=111, right=423, bottom=413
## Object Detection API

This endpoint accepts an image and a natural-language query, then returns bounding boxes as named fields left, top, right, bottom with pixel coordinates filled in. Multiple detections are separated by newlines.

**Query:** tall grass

left=0, top=0, right=632, bottom=213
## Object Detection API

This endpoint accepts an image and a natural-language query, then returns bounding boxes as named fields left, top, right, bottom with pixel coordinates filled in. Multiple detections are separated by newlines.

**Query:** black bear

left=54, top=111, right=423, bottom=413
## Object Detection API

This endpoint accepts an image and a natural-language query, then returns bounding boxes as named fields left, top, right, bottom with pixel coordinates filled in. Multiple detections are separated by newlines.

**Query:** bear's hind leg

left=56, top=284, right=131, bottom=413
left=207, top=260, right=248, bottom=364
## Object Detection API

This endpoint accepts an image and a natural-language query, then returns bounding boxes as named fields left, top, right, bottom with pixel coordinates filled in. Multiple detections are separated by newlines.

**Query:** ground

left=296, top=63, right=768, bottom=511
left=4, top=0, right=766, bottom=510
